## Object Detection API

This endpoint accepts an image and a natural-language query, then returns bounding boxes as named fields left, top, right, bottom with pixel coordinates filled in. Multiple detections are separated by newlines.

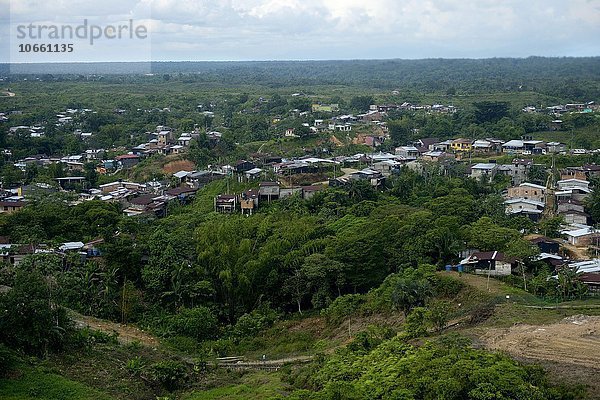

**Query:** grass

left=0, top=367, right=115, bottom=400
left=183, top=371, right=285, bottom=400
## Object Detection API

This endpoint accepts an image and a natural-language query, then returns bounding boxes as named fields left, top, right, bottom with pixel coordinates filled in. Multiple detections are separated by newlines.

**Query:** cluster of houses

left=502, top=164, right=600, bottom=245
left=522, top=101, right=598, bottom=116
left=0, top=236, right=104, bottom=267
left=0, top=187, right=26, bottom=215
left=398, top=136, right=574, bottom=159
left=215, top=182, right=324, bottom=214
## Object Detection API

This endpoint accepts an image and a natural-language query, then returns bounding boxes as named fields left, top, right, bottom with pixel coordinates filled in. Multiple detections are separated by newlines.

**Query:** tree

left=466, top=217, right=521, bottom=251
left=473, top=101, right=510, bottom=124
left=505, top=239, right=539, bottom=291
left=392, top=273, right=433, bottom=316
left=350, top=96, right=374, bottom=112
left=0, top=270, right=71, bottom=355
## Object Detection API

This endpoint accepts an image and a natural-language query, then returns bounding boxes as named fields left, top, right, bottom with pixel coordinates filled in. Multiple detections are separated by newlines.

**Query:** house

left=497, top=159, right=533, bottom=185
left=469, top=163, right=497, bottom=182
left=234, top=160, right=257, bottom=174
left=450, top=138, right=472, bottom=152
left=125, top=195, right=167, bottom=217
left=280, top=187, right=303, bottom=198
left=460, top=251, right=516, bottom=276
left=349, top=168, right=385, bottom=187
left=0, top=244, right=35, bottom=266
left=505, top=198, right=545, bottom=221
left=245, top=168, right=263, bottom=180
left=556, top=179, right=591, bottom=202
left=157, top=130, right=173, bottom=146
left=560, top=210, right=590, bottom=225
left=502, top=140, right=525, bottom=153
left=55, top=176, right=86, bottom=190
left=432, top=140, right=453, bottom=152
left=528, top=236, right=560, bottom=254
left=214, top=194, right=237, bottom=213
left=421, top=151, right=454, bottom=162
left=579, top=273, right=600, bottom=295
left=166, top=186, right=198, bottom=202
left=506, top=183, right=546, bottom=202
left=534, top=253, right=566, bottom=268
left=173, top=170, right=192, bottom=182
left=240, top=189, right=259, bottom=215
left=413, top=138, right=439, bottom=151
left=561, top=226, right=597, bottom=246
left=58, top=242, right=85, bottom=253
left=472, top=139, right=495, bottom=153
left=547, top=142, right=567, bottom=153
left=170, top=145, right=185, bottom=155
left=557, top=199, right=585, bottom=214
left=99, top=181, right=146, bottom=194
left=186, top=170, right=226, bottom=189
left=115, top=154, right=140, bottom=169
left=312, top=104, right=339, bottom=113
left=563, top=165, right=600, bottom=180
left=557, top=179, right=590, bottom=192
left=0, top=200, right=26, bottom=214
left=259, top=182, right=280, bottom=201
left=372, top=160, right=401, bottom=176
left=177, top=134, right=193, bottom=147
left=302, top=185, right=323, bottom=200
left=395, top=146, right=420, bottom=159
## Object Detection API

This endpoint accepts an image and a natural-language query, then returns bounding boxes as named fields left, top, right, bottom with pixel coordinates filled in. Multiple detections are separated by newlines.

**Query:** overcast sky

left=3, top=0, right=600, bottom=62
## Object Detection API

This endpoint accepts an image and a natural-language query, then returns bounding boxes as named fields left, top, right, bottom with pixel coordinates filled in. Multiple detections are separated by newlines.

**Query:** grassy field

left=183, top=372, right=285, bottom=400
left=0, top=367, right=115, bottom=400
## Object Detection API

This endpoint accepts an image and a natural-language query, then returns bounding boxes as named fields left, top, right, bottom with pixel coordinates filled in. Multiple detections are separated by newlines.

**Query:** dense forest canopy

left=3, top=57, right=600, bottom=98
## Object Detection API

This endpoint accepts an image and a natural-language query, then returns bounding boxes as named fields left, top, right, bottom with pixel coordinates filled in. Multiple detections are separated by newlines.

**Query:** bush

left=230, top=305, right=279, bottom=340
left=148, top=360, right=187, bottom=391
left=426, top=300, right=451, bottom=332
left=168, top=306, right=218, bottom=341
left=432, top=275, right=465, bottom=298
left=126, top=356, right=145, bottom=376
left=0, top=270, right=72, bottom=355
left=404, top=307, right=428, bottom=338
left=321, top=294, right=365, bottom=325
left=0, top=343, right=19, bottom=376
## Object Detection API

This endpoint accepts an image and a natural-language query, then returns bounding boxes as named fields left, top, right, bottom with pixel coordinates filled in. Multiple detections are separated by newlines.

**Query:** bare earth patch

left=163, top=159, right=195, bottom=174
left=71, top=312, right=160, bottom=347
left=479, top=315, right=600, bottom=397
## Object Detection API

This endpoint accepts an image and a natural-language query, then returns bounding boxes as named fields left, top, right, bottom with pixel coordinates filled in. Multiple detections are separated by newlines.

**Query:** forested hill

left=3, top=57, right=600, bottom=97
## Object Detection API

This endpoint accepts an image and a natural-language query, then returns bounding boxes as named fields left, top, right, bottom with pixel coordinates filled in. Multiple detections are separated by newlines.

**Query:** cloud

left=3, top=0, right=599, bottom=62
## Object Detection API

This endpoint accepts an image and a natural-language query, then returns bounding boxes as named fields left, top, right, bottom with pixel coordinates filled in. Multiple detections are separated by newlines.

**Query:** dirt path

left=1, top=91, right=15, bottom=97
left=70, top=311, right=160, bottom=347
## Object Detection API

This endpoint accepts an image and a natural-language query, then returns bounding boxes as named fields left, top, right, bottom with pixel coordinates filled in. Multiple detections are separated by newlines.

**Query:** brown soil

left=163, top=159, right=195, bottom=174
left=478, top=315, right=600, bottom=397
left=71, top=312, right=160, bottom=347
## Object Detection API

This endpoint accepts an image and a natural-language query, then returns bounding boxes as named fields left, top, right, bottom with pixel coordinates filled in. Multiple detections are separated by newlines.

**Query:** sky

left=2, top=0, right=600, bottom=63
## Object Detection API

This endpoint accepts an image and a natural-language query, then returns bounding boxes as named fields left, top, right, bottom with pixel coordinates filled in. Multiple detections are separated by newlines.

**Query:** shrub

left=321, top=294, right=365, bottom=325
left=230, top=305, right=279, bottom=340
left=148, top=360, right=187, bottom=391
left=426, top=300, right=451, bottom=332
left=404, top=307, right=428, bottom=338
left=126, top=356, right=144, bottom=376
left=168, top=306, right=217, bottom=341
left=431, top=275, right=465, bottom=298
left=0, top=343, right=19, bottom=376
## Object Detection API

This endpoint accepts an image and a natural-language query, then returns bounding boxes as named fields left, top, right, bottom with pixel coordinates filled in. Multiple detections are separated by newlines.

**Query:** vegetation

left=1, top=58, right=600, bottom=398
